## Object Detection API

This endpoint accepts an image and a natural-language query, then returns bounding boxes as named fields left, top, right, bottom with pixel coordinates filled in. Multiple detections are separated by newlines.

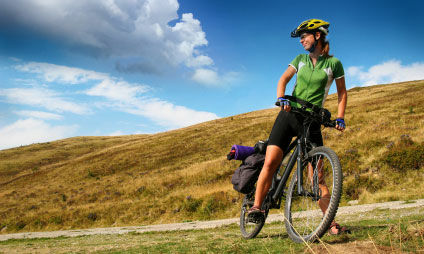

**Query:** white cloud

left=347, top=60, right=424, bottom=86
left=185, top=55, right=214, bottom=68
left=9, top=60, right=219, bottom=130
left=15, top=62, right=109, bottom=84
left=15, top=110, right=63, bottom=120
left=85, top=79, right=219, bottom=129
left=86, top=79, right=150, bottom=101
left=9, top=57, right=22, bottom=62
left=192, top=68, right=220, bottom=86
left=191, top=68, right=241, bottom=86
left=0, top=0, right=214, bottom=77
left=128, top=99, right=218, bottom=128
left=0, top=118, right=77, bottom=150
left=108, top=130, right=125, bottom=136
left=0, top=87, right=90, bottom=114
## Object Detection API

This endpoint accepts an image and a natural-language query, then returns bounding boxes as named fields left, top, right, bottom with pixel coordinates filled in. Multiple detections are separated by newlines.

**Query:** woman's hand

left=282, top=104, right=291, bottom=112
left=335, top=118, right=345, bottom=132
left=278, top=97, right=292, bottom=112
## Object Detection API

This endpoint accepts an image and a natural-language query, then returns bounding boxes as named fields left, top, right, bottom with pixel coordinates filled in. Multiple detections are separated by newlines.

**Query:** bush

left=15, top=221, right=26, bottom=230
left=344, top=174, right=384, bottom=200
left=49, top=216, right=63, bottom=225
left=199, top=192, right=231, bottom=218
left=383, top=139, right=424, bottom=171
left=182, top=196, right=202, bottom=213
left=87, top=213, right=98, bottom=221
left=33, top=218, right=46, bottom=228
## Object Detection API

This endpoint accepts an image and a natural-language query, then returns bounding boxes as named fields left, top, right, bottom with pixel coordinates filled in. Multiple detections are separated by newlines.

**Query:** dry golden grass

left=0, top=80, right=423, bottom=233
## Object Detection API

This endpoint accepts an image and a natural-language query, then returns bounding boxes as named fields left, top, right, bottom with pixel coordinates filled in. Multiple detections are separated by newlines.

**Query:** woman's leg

left=253, top=145, right=284, bottom=208
left=253, top=110, right=296, bottom=210
left=308, top=160, right=345, bottom=234
left=307, top=159, right=331, bottom=213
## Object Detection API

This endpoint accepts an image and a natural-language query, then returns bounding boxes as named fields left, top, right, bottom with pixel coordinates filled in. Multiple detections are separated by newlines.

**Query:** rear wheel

left=284, top=146, right=342, bottom=243
left=240, top=194, right=265, bottom=239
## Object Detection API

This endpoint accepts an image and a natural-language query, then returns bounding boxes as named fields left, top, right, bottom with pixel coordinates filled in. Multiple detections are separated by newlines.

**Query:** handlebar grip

left=324, top=120, right=337, bottom=128
left=275, top=101, right=281, bottom=107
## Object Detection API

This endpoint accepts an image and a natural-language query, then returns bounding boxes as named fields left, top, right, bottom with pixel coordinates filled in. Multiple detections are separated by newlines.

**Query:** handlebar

left=275, top=96, right=337, bottom=128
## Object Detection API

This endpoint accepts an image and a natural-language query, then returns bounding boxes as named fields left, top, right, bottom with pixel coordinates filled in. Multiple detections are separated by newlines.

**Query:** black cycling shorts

left=268, top=110, right=323, bottom=154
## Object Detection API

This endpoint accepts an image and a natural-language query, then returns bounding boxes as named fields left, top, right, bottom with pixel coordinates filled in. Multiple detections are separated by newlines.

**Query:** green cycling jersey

left=289, top=54, right=344, bottom=108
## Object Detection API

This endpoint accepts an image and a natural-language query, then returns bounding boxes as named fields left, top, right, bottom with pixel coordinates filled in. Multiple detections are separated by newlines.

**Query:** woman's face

left=300, top=33, right=315, bottom=51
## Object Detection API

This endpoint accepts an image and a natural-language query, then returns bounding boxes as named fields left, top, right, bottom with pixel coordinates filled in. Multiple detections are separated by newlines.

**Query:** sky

left=0, top=0, right=423, bottom=150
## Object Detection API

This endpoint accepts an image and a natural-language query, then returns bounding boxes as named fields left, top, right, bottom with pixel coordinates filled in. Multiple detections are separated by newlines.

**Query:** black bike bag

left=231, top=153, right=265, bottom=194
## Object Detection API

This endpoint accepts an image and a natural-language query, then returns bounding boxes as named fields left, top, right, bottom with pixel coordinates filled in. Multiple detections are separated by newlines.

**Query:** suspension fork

left=296, top=138, right=305, bottom=195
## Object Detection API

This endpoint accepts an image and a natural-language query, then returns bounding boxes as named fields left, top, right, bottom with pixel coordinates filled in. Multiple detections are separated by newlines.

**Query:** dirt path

left=1, top=199, right=423, bottom=241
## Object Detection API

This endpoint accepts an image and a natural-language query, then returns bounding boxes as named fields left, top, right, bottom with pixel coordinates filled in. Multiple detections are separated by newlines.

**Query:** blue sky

left=0, top=0, right=423, bottom=150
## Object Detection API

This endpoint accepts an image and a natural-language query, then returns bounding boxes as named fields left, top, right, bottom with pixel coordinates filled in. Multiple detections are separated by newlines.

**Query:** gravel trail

left=1, top=199, right=423, bottom=241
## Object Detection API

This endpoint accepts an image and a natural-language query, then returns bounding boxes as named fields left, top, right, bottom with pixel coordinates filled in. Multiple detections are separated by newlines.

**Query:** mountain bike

left=239, top=96, right=343, bottom=243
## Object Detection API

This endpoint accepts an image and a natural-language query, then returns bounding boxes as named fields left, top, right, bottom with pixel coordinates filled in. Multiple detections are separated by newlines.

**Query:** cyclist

left=248, top=19, right=349, bottom=235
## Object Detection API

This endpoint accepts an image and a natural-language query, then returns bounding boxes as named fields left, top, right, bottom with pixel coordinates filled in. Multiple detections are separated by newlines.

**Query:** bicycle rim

left=284, top=146, right=342, bottom=243
left=240, top=195, right=265, bottom=239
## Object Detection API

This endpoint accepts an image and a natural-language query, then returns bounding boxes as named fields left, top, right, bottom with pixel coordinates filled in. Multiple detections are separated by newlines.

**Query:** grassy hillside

left=1, top=80, right=424, bottom=233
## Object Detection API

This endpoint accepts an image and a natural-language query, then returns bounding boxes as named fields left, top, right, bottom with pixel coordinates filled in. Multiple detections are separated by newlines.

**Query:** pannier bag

left=231, top=153, right=265, bottom=194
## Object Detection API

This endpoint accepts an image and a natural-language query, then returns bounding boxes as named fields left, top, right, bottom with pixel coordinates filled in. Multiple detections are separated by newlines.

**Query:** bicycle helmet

left=291, top=19, right=330, bottom=38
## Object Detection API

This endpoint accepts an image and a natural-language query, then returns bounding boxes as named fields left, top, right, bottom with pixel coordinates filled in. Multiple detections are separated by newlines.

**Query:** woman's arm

left=335, top=76, right=347, bottom=130
left=277, top=66, right=296, bottom=98
left=277, top=66, right=296, bottom=111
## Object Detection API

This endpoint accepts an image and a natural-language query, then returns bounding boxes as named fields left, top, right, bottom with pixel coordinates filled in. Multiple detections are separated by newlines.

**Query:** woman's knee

left=263, top=145, right=284, bottom=170
left=263, top=158, right=280, bottom=170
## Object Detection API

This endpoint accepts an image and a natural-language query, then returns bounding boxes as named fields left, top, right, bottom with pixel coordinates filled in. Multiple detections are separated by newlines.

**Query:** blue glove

left=336, top=118, right=346, bottom=129
left=278, top=97, right=290, bottom=107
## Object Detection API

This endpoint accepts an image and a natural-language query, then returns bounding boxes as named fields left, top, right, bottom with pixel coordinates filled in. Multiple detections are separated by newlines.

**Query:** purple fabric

left=231, top=145, right=255, bottom=160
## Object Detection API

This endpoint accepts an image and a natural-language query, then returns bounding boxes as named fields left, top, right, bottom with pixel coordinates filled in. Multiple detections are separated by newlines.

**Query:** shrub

left=199, top=192, right=231, bottom=218
left=87, top=213, right=98, bottom=221
left=344, top=174, right=384, bottom=200
left=15, top=221, right=26, bottom=230
left=33, top=219, right=45, bottom=228
left=182, top=197, right=202, bottom=213
left=50, top=216, right=63, bottom=225
left=383, top=139, right=424, bottom=171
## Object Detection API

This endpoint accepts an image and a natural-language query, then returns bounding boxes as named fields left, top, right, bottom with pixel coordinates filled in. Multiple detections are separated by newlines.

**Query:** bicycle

left=239, top=95, right=343, bottom=243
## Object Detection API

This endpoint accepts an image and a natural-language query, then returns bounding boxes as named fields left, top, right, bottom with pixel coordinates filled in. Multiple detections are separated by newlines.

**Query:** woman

left=248, top=19, right=349, bottom=235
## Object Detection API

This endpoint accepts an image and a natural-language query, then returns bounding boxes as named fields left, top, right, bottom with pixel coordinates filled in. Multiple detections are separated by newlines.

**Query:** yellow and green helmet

left=291, top=19, right=330, bottom=38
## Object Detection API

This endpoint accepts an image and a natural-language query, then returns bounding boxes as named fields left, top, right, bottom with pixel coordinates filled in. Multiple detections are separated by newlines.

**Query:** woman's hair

left=320, top=35, right=332, bottom=58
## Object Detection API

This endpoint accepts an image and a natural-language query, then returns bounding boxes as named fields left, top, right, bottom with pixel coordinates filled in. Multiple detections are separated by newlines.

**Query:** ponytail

left=320, top=36, right=332, bottom=58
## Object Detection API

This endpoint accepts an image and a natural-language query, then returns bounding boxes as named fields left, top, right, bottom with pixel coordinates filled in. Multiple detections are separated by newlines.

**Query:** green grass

left=1, top=207, right=424, bottom=253
left=0, top=80, right=424, bottom=233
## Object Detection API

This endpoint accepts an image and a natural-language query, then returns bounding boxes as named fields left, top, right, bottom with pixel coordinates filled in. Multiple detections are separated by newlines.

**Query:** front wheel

left=284, top=146, right=342, bottom=243
left=240, top=194, right=266, bottom=239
